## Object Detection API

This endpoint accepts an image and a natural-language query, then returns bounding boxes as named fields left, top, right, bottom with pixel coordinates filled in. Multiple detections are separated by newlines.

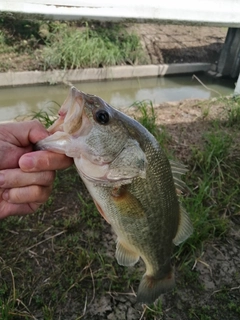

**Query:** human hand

left=0, top=120, right=73, bottom=219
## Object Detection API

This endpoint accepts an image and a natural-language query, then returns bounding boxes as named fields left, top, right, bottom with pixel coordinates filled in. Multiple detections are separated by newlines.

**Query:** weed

left=0, top=15, right=147, bottom=72
left=42, top=22, right=146, bottom=70
left=141, top=300, right=163, bottom=319
left=225, top=95, right=240, bottom=127
left=0, top=31, right=5, bottom=45
left=131, top=100, right=173, bottom=157
left=31, top=104, right=59, bottom=128
left=175, top=128, right=235, bottom=261
left=42, top=305, right=54, bottom=320
left=188, top=307, right=212, bottom=320
left=197, top=130, right=232, bottom=171
left=131, top=100, right=158, bottom=136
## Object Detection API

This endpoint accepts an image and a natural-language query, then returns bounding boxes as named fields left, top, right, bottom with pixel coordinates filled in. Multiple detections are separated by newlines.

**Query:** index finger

left=0, top=120, right=49, bottom=147
left=19, top=150, right=73, bottom=172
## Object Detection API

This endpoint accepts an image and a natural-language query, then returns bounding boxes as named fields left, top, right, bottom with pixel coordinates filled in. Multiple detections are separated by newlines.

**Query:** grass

left=1, top=96, right=240, bottom=319
left=130, top=100, right=173, bottom=156
left=0, top=14, right=147, bottom=71
left=176, top=129, right=239, bottom=264
left=31, top=105, right=59, bottom=128
left=0, top=168, right=106, bottom=319
left=42, top=22, right=146, bottom=69
left=187, top=288, right=240, bottom=320
left=131, top=100, right=158, bottom=136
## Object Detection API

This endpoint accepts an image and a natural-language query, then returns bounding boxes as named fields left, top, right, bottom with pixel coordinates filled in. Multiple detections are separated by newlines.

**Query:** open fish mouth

left=48, top=87, right=85, bottom=135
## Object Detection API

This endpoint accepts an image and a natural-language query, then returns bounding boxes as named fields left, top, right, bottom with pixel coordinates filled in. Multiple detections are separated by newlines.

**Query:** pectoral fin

left=115, top=240, right=139, bottom=267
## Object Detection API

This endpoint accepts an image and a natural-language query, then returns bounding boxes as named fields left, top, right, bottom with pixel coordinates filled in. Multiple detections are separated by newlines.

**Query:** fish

left=36, top=87, right=193, bottom=304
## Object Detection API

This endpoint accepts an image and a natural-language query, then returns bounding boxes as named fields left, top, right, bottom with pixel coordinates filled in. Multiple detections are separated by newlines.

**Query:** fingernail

left=0, top=173, right=4, bottom=186
left=2, top=190, right=9, bottom=201
left=20, top=155, right=35, bottom=171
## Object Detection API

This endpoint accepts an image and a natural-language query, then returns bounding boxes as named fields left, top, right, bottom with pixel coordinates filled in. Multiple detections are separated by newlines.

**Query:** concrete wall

left=0, top=63, right=211, bottom=87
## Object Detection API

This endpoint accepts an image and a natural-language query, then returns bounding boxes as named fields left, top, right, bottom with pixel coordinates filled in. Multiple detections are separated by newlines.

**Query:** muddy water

left=0, top=75, right=234, bottom=122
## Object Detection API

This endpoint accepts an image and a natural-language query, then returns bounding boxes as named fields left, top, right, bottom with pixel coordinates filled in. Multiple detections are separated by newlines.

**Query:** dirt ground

left=132, top=24, right=227, bottom=65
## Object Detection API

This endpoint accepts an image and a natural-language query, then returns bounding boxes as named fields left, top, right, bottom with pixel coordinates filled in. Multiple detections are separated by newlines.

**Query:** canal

left=0, top=74, right=234, bottom=122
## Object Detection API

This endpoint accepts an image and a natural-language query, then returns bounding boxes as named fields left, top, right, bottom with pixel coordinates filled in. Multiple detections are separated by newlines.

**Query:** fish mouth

left=35, top=87, right=92, bottom=155
left=48, top=87, right=85, bottom=135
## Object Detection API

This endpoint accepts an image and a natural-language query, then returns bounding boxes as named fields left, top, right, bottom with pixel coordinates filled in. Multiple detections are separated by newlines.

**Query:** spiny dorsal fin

left=173, top=206, right=193, bottom=246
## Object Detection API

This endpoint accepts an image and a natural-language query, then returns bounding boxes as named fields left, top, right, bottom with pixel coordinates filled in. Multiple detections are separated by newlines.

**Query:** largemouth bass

left=36, top=87, right=193, bottom=304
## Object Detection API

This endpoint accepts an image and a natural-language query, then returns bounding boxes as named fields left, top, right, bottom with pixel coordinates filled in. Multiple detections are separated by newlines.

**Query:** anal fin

left=115, top=240, right=139, bottom=267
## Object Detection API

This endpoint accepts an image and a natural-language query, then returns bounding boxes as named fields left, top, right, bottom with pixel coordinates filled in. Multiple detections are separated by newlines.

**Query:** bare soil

left=132, top=24, right=226, bottom=65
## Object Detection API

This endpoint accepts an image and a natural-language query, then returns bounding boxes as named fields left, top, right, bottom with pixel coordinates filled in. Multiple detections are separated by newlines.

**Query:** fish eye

left=95, top=109, right=110, bottom=125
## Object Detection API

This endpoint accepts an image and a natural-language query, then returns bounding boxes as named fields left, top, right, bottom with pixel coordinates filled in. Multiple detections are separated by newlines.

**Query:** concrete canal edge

left=0, top=63, right=211, bottom=87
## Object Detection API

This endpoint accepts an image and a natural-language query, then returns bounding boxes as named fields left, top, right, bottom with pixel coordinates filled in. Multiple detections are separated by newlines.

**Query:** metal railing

left=1, top=0, right=240, bottom=27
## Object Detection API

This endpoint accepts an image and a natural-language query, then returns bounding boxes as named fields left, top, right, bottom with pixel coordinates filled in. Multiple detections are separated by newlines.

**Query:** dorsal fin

left=170, top=160, right=188, bottom=192
left=170, top=160, right=193, bottom=245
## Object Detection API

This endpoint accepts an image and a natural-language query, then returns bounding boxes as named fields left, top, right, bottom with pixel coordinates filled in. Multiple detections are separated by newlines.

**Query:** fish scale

left=36, top=87, right=193, bottom=304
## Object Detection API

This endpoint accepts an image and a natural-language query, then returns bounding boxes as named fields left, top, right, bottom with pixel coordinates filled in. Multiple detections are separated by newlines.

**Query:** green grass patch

left=31, top=105, right=59, bottom=128
left=0, top=14, right=147, bottom=72
left=42, top=22, right=146, bottom=69
left=175, top=127, right=238, bottom=262
left=131, top=100, right=158, bottom=136
left=130, top=100, right=173, bottom=156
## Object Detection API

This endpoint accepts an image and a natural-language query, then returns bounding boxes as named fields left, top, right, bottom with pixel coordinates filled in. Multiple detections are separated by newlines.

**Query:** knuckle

left=33, top=185, right=49, bottom=202
left=40, top=185, right=53, bottom=202
left=9, top=188, right=23, bottom=203
left=9, top=185, right=49, bottom=204
left=31, top=171, right=55, bottom=186
left=43, top=171, right=55, bottom=185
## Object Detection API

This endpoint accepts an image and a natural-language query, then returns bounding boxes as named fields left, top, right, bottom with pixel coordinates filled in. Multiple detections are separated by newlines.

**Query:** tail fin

left=137, top=270, right=175, bottom=304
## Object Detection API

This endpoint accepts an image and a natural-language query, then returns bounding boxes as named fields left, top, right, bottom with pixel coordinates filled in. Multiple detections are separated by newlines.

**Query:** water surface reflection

left=0, top=75, right=234, bottom=122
